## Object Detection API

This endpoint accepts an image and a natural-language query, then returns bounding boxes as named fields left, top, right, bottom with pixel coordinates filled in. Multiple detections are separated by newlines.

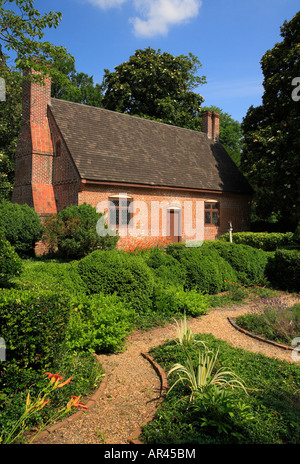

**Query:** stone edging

left=29, top=371, right=108, bottom=443
left=127, top=352, right=168, bottom=445
left=228, top=316, right=295, bottom=351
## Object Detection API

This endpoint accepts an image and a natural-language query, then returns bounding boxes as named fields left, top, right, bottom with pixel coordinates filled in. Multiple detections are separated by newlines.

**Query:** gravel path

left=33, top=294, right=300, bottom=445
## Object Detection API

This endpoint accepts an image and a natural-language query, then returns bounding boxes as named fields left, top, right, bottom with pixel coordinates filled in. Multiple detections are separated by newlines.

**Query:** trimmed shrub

left=211, top=241, right=269, bottom=286
left=0, top=237, right=22, bottom=286
left=269, top=249, right=300, bottom=292
left=42, top=203, right=119, bottom=260
left=0, top=288, right=71, bottom=370
left=152, top=284, right=209, bottom=317
left=17, top=260, right=87, bottom=299
left=65, top=293, right=135, bottom=353
left=169, top=245, right=238, bottom=294
left=144, top=248, right=187, bottom=287
left=0, top=200, right=43, bottom=257
left=219, top=231, right=294, bottom=251
left=77, top=250, right=154, bottom=312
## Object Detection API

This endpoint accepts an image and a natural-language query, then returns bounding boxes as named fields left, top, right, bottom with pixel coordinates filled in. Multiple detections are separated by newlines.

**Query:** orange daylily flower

left=67, top=395, right=88, bottom=410
left=56, top=376, right=73, bottom=388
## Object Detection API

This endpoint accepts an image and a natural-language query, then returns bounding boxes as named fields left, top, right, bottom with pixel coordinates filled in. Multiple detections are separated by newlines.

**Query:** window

left=109, top=196, right=132, bottom=228
left=205, top=202, right=219, bottom=226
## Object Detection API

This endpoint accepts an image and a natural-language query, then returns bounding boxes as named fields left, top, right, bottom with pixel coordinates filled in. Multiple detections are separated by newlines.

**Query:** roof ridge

left=50, top=97, right=207, bottom=137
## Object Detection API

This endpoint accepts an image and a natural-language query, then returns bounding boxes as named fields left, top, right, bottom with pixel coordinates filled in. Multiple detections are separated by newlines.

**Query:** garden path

left=33, top=293, right=300, bottom=445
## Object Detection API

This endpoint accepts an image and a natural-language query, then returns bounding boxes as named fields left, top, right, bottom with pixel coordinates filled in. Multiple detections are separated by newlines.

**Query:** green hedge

left=0, top=237, right=23, bottom=286
left=18, top=260, right=87, bottom=300
left=65, top=293, right=135, bottom=353
left=269, top=249, right=300, bottom=292
left=166, top=241, right=270, bottom=289
left=0, top=288, right=71, bottom=370
left=77, top=250, right=154, bottom=312
left=0, top=200, right=43, bottom=257
left=144, top=248, right=187, bottom=287
left=167, top=244, right=238, bottom=294
left=219, top=231, right=294, bottom=251
left=209, top=241, right=269, bottom=287
left=152, top=284, right=209, bottom=317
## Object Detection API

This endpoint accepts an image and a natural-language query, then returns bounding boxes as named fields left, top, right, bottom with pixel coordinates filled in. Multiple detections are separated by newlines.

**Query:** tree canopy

left=0, top=0, right=73, bottom=85
left=102, top=47, right=206, bottom=130
left=241, top=12, right=300, bottom=228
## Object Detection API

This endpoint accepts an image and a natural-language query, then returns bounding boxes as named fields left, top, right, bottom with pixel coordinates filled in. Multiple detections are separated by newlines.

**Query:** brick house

left=12, top=71, right=253, bottom=249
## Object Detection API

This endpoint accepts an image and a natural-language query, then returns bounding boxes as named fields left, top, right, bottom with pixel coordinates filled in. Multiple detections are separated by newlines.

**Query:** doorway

left=167, top=209, right=181, bottom=243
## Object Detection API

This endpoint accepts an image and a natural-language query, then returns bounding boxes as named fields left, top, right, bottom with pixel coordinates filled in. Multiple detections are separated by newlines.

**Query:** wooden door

left=168, top=209, right=181, bottom=243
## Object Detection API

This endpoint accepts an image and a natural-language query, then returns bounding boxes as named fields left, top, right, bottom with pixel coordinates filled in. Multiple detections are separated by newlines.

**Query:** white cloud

left=131, top=0, right=202, bottom=37
left=86, top=0, right=128, bottom=9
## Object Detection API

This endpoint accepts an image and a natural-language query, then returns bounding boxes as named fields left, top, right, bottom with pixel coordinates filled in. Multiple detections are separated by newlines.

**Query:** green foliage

left=77, top=249, right=154, bottom=312
left=235, top=302, right=300, bottom=346
left=219, top=231, right=294, bottom=251
left=51, top=59, right=103, bottom=107
left=0, top=0, right=74, bottom=87
left=269, top=249, right=300, bottom=292
left=0, top=350, right=102, bottom=444
left=0, top=66, right=22, bottom=200
left=42, top=203, right=119, bottom=260
left=144, top=248, right=187, bottom=287
left=17, top=259, right=87, bottom=300
left=142, top=334, right=300, bottom=444
left=0, top=236, right=22, bottom=286
left=152, top=284, right=209, bottom=318
left=293, top=223, right=300, bottom=245
left=0, top=288, right=71, bottom=370
left=241, top=12, right=300, bottom=224
left=65, top=293, right=135, bottom=354
left=169, top=244, right=238, bottom=294
left=0, top=200, right=43, bottom=257
left=168, top=344, right=247, bottom=402
left=211, top=241, right=269, bottom=286
left=102, top=47, right=206, bottom=130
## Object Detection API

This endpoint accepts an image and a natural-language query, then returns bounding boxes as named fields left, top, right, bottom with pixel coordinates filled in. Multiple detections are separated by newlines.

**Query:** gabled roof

left=49, top=98, right=253, bottom=195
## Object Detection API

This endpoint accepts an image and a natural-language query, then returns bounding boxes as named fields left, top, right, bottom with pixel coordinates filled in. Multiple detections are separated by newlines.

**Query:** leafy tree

left=241, top=12, right=300, bottom=227
left=0, top=64, right=22, bottom=199
left=0, top=0, right=73, bottom=85
left=0, top=0, right=75, bottom=198
left=102, top=47, right=206, bottom=130
left=51, top=59, right=103, bottom=107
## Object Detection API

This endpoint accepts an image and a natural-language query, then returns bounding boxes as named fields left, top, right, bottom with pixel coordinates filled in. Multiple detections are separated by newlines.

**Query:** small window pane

left=109, top=209, right=117, bottom=226
left=121, top=208, right=130, bottom=225
left=205, top=212, right=211, bottom=224
left=205, top=203, right=211, bottom=210
left=121, top=199, right=131, bottom=207
left=212, top=211, right=218, bottom=224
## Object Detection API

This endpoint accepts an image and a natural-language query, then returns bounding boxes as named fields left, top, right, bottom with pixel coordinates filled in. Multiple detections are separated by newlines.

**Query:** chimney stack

left=11, top=69, right=57, bottom=215
left=202, top=111, right=220, bottom=142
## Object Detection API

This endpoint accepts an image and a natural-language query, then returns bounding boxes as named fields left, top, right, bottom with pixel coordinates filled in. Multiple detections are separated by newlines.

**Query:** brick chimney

left=202, top=111, right=220, bottom=142
left=12, top=69, right=57, bottom=215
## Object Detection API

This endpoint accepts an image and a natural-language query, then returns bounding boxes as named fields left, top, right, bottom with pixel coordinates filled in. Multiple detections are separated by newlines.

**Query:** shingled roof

left=49, top=98, right=253, bottom=195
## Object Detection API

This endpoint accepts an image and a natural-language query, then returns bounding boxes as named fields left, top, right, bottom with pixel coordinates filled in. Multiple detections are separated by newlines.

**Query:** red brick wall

left=78, top=183, right=251, bottom=249
left=48, top=109, right=81, bottom=211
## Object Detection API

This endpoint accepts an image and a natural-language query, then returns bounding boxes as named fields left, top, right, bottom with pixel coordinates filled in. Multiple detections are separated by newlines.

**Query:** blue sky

left=36, top=0, right=299, bottom=122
